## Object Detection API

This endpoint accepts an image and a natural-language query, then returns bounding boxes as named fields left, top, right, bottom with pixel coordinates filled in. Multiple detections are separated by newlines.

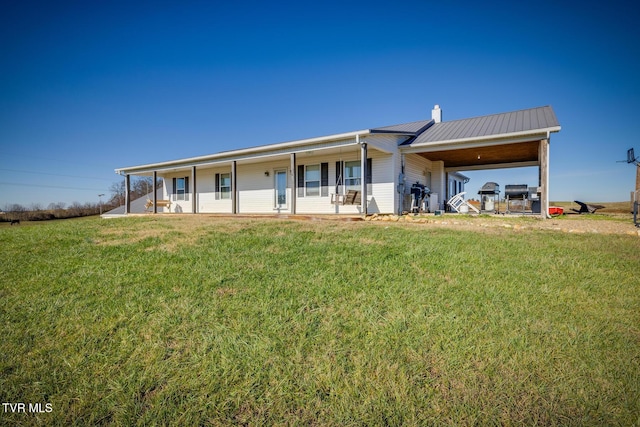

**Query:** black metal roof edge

left=369, top=119, right=435, bottom=135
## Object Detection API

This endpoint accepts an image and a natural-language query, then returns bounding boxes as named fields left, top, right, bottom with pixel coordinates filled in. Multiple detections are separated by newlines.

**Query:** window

left=215, top=173, right=231, bottom=200
left=176, top=178, right=185, bottom=200
left=173, top=177, right=189, bottom=201
left=344, top=161, right=361, bottom=191
left=274, top=169, right=287, bottom=207
left=220, top=173, right=231, bottom=199
left=305, top=165, right=320, bottom=197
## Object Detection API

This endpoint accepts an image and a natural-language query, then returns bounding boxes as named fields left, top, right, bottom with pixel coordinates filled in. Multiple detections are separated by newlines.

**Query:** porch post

left=290, top=153, right=296, bottom=214
left=539, top=138, right=550, bottom=219
left=153, top=171, right=158, bottom=214
left=360, top=140, right=368, bottom=215
left=125, top=174, right=131, bottom=214
left=231, top=161, right=237, bottom=214
left=191, top=166, right=197, bottom=214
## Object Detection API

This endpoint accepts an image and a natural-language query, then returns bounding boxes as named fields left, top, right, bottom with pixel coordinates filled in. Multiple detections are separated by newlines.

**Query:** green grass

left=1, top=216, right=639, bottom=426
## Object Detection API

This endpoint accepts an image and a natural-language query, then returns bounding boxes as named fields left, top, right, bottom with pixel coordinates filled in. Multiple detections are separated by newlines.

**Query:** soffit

left=419, top=140, right=541, bottom=168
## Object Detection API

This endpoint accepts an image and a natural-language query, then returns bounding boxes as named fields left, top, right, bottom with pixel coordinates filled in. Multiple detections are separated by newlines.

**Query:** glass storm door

left=275, top=170, right=287, bottom=207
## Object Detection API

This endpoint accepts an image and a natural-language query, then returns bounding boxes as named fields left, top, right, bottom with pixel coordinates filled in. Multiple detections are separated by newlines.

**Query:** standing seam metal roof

left=410, top=105, right=559, bottom=145
left=370, top=119, right=434, bottom=134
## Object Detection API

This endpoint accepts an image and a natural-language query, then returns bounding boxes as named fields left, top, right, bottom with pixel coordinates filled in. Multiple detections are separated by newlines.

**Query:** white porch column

left=539, top=138, right=550, bottom=219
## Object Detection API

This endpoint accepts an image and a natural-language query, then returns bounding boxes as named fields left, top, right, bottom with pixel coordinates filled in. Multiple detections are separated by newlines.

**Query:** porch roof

left=402, top=106, right=561, bottom=170
left=115, top=119, right=431, bottom=176
left=409, top=105, right=560, bottom=147
left=115, top=105, right=560, bottom=176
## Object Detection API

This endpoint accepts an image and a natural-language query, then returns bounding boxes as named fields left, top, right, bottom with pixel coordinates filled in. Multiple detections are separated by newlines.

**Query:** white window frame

left=176, top=177, right=186, bottom=201
left=220, top=173, right=231, bottom=199
left=344, top=161, right=361, bottom=192
left=274, top=169, right=288, bottom=208
left=305, top=164, right=320, bottom=197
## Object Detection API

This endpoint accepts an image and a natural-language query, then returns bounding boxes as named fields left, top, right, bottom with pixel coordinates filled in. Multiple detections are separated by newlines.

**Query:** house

left=114, top=105, right=560, bottom=217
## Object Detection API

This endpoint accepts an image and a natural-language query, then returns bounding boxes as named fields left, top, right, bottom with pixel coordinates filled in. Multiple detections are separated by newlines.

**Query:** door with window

left=275, top=169, right=287, bottom=208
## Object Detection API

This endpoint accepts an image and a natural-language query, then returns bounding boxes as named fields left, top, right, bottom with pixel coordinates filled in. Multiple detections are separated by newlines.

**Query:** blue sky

left=1, top=0, right=639, bottom=208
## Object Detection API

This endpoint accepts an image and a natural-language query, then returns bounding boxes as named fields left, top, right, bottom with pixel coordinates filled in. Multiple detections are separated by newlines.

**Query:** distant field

left=1, top=216, right=638, bottom=426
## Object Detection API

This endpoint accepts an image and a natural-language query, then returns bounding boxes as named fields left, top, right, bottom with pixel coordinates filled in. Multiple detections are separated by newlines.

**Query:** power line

left=0, top=168, right=115, bottom=181
left=0, top=182, right=109, bottom=192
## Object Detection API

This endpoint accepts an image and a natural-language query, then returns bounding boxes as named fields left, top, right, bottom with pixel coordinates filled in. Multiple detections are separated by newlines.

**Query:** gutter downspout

left=359, top=135, right=368, bottom=216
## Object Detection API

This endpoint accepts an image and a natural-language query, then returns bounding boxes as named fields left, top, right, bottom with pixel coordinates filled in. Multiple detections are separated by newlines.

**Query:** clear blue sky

left=1, top=0, right=639, bottom=208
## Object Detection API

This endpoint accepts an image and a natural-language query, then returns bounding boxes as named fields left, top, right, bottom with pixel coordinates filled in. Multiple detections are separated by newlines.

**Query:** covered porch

left=116, top=134, right=389, bottom=216
left=402, top=106, right=560, bottom=218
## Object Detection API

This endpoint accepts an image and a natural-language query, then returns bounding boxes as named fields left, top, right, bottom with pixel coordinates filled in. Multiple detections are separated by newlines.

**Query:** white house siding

left=162, top=171, right=194, bottom=213
left=403, top=154, right=431, bottom=212
left=401, top=155, right=446, bottom=211
left=367, top=134, right=407, bottom=215
left=404, top=154, right=432, bottom=189
left=159, top=142, right=398, bottom=215
left=295, top=150, right=395, bottom=215
left=197, top=167, right=233, bottom=213
left=236, top=160, right=292, bottom=214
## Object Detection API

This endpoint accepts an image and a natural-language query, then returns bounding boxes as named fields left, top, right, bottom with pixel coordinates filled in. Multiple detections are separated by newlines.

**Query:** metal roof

left=410, top=105, right=560, bottom=145
left=370, top=119, right=434, bottom=135
left=115, top=106, right=560, bottom=175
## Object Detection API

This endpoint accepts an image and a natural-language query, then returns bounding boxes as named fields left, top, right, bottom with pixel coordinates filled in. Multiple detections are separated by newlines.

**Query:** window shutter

left=366, top=158, right=373, bottom=193
left=185, top=177, right=189, bottom=201
left=215, top=173, right=220, bottom=200
left=172, top=177, right=177, bottom=201
left=321, top=163, right=328, bottom=197
left=297, top=165, right=304, bottom=197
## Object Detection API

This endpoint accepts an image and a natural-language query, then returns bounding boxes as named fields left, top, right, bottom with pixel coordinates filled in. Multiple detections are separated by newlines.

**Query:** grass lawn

left=1, top=216, right=639, bottom=426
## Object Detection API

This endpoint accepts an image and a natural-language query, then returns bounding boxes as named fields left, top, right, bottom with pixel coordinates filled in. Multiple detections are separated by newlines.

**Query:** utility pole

left=98, top=194, right=104, bottom=215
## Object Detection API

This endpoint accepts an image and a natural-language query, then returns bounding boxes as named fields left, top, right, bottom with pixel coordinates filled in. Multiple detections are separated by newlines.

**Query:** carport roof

left=409, top=105, right=560, bottom=146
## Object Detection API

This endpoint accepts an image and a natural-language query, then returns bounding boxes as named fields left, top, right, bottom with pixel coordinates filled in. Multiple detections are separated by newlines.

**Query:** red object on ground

left=549, top=207, right=564, bottom=215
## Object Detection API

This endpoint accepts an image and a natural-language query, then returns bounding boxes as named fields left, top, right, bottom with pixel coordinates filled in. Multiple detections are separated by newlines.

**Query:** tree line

left=1, top=177, right=162, bottom=222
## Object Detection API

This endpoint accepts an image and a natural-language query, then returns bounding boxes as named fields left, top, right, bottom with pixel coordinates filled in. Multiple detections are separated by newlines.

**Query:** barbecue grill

left=410, top=182, right=430, bottom=213
left=478, top=182, right=500, bottom=213
left=505, top=184, right=529, bottom=214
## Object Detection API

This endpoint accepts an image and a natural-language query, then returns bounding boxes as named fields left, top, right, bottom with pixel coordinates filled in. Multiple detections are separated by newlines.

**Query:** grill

left=478, top=182, right=500, bottom=213
left=479, top=182, right=500, bottom=195
left=410, top=182, right=430, bottom=213
left=505, top=184, right=532, bottom=214
left=504, top=184, right=528, bottom=199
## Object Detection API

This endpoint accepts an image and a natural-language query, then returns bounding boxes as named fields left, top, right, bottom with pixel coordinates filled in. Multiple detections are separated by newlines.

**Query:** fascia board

left=401, top=127, right=560, bottom=154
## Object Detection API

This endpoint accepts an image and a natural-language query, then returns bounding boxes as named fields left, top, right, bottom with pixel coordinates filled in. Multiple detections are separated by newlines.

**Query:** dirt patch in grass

left=411, top=215, right=639, bottom=236
left=369, top=211, right=639, bottom=236
left=105, top=212, right=640, bottom=246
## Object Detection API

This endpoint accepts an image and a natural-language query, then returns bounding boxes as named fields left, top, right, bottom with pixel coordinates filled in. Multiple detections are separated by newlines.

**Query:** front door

left=275, top=170, right=287, bottom=208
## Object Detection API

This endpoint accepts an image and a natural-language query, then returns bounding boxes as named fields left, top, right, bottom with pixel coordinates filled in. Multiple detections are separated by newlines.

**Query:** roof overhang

left=401, top=128, right=559, bottom=170
left=115, top=129, right=371, bottom=176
